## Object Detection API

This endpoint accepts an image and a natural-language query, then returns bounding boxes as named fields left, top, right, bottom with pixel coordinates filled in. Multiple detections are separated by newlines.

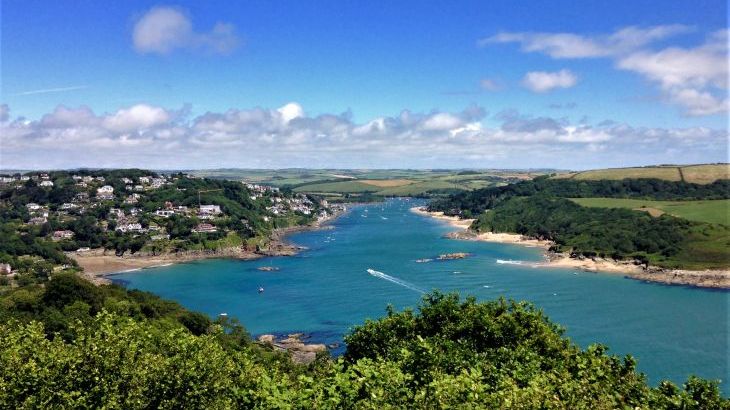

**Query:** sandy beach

left=71, top=248, right=267, bottom=284
left=409, top=206, right=475, bottom=229
left=411, top=206, right=730, bottom=289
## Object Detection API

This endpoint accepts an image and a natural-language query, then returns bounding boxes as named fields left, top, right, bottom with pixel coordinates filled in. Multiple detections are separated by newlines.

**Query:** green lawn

left=570, top=198, right=729, bottom=225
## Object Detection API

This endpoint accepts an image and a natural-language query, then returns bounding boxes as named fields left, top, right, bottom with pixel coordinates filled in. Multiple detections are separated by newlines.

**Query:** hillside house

left=192, top=223, right=217, bottom=233
left=116, top=223, right=144, bottom=233
left=199, top=205, right=222, bottom=215
left=52, top=230, right=75, bottom=240
left=29, top=216, right=47, bottom=225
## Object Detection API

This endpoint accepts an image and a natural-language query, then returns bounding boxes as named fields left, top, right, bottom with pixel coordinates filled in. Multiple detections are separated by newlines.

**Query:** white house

left=39, top=180, right=54, bottom=187
left=117, top=223, right=144, bottom=233
left=26, top=203, right=41, bottom=211
left=97, top=185, right=114, bottom=194
left=155, top=209, right=175, bottom=218
left=199, top=205, right=222, bottom=215
left=52, top=230, right=75, bottom=240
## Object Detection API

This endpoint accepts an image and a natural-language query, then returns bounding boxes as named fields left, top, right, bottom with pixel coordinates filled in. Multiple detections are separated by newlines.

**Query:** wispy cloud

left=521, top=70, right=577, bottom=93
left=480, top=26, right=727, bottom=116
left=481, top=25, right=692, bottom=58
left=13, top=85, right=89, bottom=96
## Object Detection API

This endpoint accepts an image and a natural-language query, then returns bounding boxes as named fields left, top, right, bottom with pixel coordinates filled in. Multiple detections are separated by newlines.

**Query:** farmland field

left=570, top=198, right=729, bottom=225
left=555, top=164, right=728, bottom=184
left=188, top=168, right=553, bottom=199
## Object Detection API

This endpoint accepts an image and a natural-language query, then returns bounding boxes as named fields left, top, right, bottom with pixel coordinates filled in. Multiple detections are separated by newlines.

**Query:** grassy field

left=359, top=179, right=414, bottom=187
left=292, top=180, right=380, bottom=193
left=570, top=198, right=729, bottom=225
left=187, top=164, right=728, bottom=199
left=187, top=168, right=553, bottom=198
left=555, top=164, right=728, bottom=184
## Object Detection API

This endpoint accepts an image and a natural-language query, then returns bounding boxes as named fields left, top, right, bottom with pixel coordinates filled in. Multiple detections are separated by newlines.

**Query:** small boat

left=258, top=287, right=265, bottom=293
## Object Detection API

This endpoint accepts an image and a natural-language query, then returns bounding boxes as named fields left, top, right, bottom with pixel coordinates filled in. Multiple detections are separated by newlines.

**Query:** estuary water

left=113, top=199, right=729, bottom=391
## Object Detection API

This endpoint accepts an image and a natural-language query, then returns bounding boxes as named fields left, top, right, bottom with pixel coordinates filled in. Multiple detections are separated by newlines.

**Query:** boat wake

left=367, top=268, right=425, bottom=294
left=496, top=259, right=524, bottom=265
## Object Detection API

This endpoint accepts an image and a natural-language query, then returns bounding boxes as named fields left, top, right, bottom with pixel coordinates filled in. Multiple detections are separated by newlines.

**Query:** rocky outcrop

left=257, top=333, right=327, bottom=364
left=437, top=252, right=470, bottom=260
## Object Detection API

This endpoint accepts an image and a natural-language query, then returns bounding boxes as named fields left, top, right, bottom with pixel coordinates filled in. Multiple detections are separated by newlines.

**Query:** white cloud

left=132, top=6, right=239, bottom=55
left=1, top=103, right=725, bottom=170
left=616, top=30, right=728, bottom=116
left=483, top=26, right=727, bottom=116
left=521, top=69, right=577, bottom=93
left=277, top=102, right=304, bottom=123
left=41, top=105, right=99, bottom=128
left=422, top=113, right=464, bottom=131
left=102, top=104, right=171, bottom=132
left=482, top=25, right=691, bottom=58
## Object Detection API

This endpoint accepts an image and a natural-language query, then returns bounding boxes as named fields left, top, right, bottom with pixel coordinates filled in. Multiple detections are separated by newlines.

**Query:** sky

left=1, top=0, right=728, bottom=170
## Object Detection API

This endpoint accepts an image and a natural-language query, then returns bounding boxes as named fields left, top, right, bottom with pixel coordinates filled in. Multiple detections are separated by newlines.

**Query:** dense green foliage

left=0, top=272, right=219, bottom=340
left=429, top=177, right=730, bottom=217
left=429, top=177, right=730, bottom=269
left=471, top=196, right=715, bottom=266
left=1, top=276, right=727, bottom=408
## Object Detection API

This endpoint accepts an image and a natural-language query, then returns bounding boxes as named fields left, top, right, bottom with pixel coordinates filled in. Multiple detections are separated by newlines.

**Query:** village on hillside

left=0, top=170, right=342, bottom=281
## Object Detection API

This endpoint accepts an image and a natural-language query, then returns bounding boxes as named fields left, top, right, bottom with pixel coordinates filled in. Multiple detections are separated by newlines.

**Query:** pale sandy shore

left=411, top=206, right=730, bottom=289
left=409, top=206, right=475, bottom=229
left=72, top=249, right=267, bottom=285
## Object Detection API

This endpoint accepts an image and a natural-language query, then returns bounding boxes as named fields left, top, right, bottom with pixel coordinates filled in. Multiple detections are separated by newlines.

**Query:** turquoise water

left=113, top=199, right=729, bottom=392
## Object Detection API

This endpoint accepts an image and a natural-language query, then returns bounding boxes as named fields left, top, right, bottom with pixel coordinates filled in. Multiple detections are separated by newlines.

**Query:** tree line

left=1, top=276, right=727, bottom=408
left=429, top=176, right=730, bottom=217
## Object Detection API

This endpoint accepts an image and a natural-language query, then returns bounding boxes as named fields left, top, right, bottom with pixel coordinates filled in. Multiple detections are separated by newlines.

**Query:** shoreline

left=73, top=207, right=350, bottom=285
left=410, top=206, right=730, bottom=289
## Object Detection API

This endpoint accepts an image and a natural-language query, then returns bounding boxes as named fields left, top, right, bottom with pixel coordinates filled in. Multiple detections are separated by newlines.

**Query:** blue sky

left=1, top=0, right=727, bottom=169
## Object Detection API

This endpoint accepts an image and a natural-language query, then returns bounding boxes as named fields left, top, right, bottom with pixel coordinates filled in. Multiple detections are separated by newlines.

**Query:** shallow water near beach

left=113, top=198, right=729, bottom=392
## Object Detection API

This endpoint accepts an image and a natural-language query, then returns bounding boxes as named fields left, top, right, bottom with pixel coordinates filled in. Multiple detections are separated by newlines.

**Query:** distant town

left=0, top=170, right=343, bottom=281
